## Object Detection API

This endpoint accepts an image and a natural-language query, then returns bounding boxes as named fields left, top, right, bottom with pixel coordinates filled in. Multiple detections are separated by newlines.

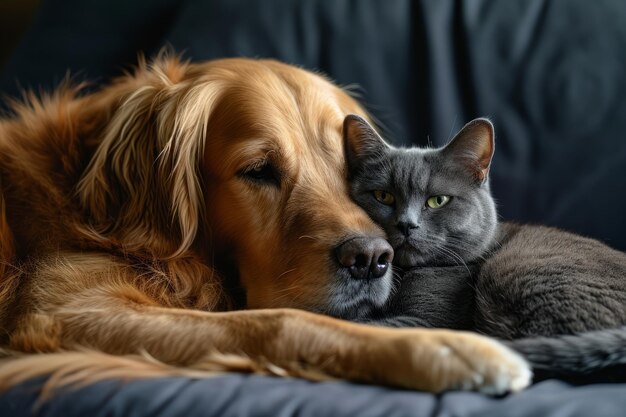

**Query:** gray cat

left=343, top=114, right=626, bottom=378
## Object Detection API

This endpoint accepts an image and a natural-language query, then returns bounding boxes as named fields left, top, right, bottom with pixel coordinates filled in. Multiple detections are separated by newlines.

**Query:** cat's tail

left=506, top=326, right=626, bottom=381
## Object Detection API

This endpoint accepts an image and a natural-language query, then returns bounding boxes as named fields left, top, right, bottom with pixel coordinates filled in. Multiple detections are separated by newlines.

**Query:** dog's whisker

left=297, top=235, right=322, bottom=242
left=275, top=268, right=298, bottom=280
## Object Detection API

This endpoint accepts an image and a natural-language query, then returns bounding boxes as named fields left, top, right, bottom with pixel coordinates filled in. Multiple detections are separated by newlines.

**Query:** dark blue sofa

left=1, top=1, right=625, bottom=415
left=2, top=376, right=626, bottom=417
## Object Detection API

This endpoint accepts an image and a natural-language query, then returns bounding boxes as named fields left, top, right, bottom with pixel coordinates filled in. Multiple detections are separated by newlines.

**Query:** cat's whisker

left=425, top=242, right=472, bottom=276
left=442, top=244, right=473, bottom=269
left=437, top=246, right=465, bottom=266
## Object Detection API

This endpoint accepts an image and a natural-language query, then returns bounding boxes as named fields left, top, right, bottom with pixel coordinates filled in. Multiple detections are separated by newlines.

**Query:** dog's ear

left=343, top=114, right=389, bottom=171
left=442, top=118, right=495, bottom=184
left=77, top=57, right=219, bottom=258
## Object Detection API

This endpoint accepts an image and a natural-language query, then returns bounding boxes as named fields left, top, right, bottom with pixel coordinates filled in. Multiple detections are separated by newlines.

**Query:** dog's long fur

left=0, top=55, right=530, bottom=394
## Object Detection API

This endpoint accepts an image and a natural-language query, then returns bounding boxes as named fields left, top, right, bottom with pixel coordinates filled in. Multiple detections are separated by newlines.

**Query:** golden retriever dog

left=0, top=54, right=531, bottom=394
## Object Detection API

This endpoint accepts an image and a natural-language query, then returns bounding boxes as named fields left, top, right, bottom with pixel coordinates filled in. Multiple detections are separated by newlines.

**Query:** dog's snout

left=335, top=237, right=394, bottom=280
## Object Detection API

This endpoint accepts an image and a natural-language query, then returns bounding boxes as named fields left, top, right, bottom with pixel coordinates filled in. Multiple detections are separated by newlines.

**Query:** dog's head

left=78, top=56, right=393, bottom=319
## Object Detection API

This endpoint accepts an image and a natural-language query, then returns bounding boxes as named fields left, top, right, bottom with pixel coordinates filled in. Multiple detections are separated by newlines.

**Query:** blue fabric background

left=2, top=0, right=625, bottom=249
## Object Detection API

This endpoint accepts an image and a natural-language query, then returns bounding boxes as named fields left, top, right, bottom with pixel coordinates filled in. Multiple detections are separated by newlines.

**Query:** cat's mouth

left=393, top=242, right=429, bottom=269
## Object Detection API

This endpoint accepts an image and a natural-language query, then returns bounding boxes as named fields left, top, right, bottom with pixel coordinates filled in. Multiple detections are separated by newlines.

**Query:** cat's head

left=344, top=115, right=498, bottom=269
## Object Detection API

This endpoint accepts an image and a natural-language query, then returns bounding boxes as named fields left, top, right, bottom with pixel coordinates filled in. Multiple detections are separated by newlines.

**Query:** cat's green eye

left=373, top=190, right=395, bottom=205
left=426, top=195, right=451, bottom=209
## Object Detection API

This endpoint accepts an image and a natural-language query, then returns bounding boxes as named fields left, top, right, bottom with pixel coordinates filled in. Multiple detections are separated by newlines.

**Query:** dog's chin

left=323, top=269, right=393, bottom=320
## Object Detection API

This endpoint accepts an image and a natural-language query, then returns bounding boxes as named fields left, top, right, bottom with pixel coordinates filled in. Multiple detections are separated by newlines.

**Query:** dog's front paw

left=391, top=329, right=532, bottom=394
left=435, top=331, right=531, bottom=394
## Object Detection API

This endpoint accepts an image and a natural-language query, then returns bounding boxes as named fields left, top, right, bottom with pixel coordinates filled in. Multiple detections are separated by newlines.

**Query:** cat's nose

left=397, top=221, right=419, bottom=236
left=335, top=237, right=394, bottom=280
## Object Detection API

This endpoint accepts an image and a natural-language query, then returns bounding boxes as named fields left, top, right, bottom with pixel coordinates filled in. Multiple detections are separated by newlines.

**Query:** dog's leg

left=3, top=253, right=531, bottom=394
left=7, top=285, right=530, bottom=394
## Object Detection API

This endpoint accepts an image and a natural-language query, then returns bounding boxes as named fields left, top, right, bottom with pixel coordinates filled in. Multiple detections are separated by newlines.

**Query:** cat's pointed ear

left=343, top=114, right=389, bottom=169
left=442, top=118, right=495, bottom=183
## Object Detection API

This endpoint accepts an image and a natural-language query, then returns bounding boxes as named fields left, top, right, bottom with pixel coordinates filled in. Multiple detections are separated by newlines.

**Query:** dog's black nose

left=335, top=237, right=393, bottom=279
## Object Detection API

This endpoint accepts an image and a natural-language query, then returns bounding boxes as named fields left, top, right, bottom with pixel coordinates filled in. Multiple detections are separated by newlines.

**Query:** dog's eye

left=240, top=163, right=280, bottom=186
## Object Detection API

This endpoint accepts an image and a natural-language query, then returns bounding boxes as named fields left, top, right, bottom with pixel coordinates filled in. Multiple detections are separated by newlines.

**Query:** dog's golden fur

left=0, top=55, right=530, bottom=394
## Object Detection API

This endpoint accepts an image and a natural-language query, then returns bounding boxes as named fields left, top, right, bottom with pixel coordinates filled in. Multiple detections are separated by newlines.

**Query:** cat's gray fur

left=344, top=115, right=626, bottom=377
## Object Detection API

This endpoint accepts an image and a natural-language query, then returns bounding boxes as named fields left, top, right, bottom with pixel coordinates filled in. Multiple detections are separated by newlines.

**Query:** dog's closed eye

left=239, top=161, right=281, bottom=186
